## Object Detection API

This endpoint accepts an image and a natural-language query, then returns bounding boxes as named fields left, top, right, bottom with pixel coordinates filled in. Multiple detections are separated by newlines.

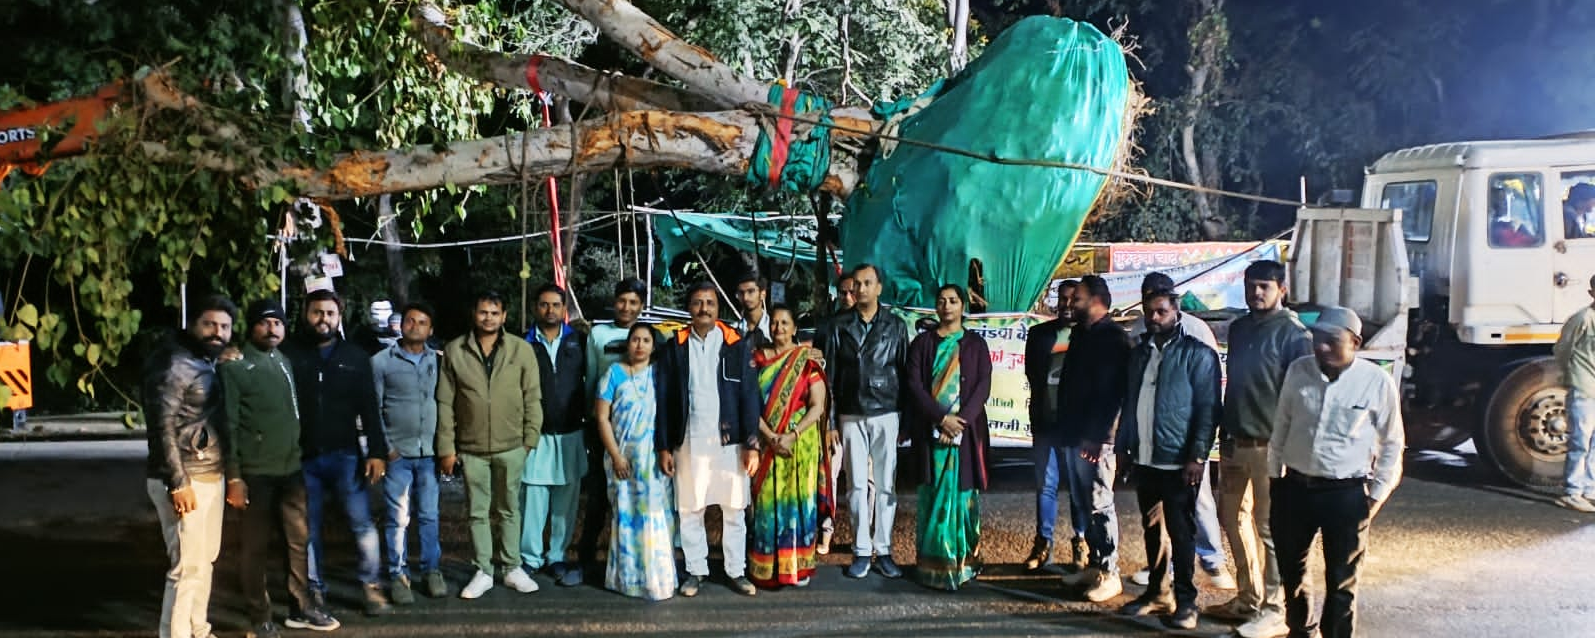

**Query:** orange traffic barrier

left=0, top=341, right=32, bottom=411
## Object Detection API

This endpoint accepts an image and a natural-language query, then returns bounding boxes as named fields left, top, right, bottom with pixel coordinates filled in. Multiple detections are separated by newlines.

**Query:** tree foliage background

left=2, top=0, right=1593, bottom=412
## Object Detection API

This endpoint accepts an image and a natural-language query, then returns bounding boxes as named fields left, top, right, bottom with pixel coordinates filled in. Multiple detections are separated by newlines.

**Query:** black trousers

left=575, top=444, right=611, bottom=566
left=1270, top=473, right=1370, bottom=638
left=1134, top=466, right=1199, bottom=608
left=238, top=472, right=314, bottom=623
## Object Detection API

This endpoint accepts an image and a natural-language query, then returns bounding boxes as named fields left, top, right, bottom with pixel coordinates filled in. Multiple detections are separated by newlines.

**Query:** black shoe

left=1160, top=606, right=1199, bottom=630
left=874, top=556, right=904, bottom=579
left=284, top=607, right=340, bottom=632
left=390, top=574, right=416, bottom=605
left=1118, top=592, right=1176, bottom=617
left=678, top=574, right=704, bottom=597
left=845, top=556, right=872, bottom=579
left=246, top=621, right=282, bottom=638
left=730, top=576, right=757, bottom=596
left=1023, top=536, right=1052, bottom=571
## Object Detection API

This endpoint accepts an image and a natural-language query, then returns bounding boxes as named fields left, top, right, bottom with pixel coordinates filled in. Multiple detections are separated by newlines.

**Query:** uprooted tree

left=0, top=0, right=1137, bottom=402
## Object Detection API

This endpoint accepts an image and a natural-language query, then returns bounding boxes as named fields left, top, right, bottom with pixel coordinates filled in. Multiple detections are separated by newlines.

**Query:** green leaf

left=16, top=303, right=38, bottom=328
left=72, top=342, right=86, bottom=357
left=186, top=134, right=205, bottom=148
left=86, top=343, right=101, bottom=366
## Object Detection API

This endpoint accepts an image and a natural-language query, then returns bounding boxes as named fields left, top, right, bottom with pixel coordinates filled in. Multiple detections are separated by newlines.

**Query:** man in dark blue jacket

left=1116, top=289, right=1222, bottom=630
left=1055, top=275, right=1132, bottom=603
left=656, top=281, right=762, bottom=597
left=521, top=284, right=590, bottom=588
left=283, top=289, right=391, bottom=618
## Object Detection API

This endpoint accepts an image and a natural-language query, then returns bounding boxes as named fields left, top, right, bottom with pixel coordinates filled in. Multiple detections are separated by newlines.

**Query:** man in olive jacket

left=221, top=299, right=338, bottom=635
left=438, top=291, right=545, bottom=599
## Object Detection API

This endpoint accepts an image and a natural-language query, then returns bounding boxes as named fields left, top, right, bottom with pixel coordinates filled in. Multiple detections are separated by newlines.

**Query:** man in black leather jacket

left=282, top=289, right=391, bottom=618
left=142, top=294, right=235, bottom=638
left=814, top=263, right=910, bottom=579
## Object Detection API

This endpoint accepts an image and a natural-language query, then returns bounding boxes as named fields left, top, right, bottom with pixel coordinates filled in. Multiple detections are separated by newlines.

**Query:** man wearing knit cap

left=221, top=299, right=338, bottom=636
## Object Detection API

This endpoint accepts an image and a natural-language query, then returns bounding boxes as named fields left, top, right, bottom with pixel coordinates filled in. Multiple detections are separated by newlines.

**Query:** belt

left=1232, top=437, right=1269, bottom=448
left=1281, top=468, right=1365, bottom=488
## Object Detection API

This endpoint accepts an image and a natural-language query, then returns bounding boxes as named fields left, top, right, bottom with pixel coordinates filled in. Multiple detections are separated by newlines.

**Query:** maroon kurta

left=905, top=328, right=992, bottom=491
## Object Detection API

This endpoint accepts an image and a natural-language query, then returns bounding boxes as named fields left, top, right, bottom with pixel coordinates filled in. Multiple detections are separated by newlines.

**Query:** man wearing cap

left=1553, top=273, right=1595, bottom=512
left=222, top=299, right=338, bottom=636
left=1269, top=305, right=1404, bottom=638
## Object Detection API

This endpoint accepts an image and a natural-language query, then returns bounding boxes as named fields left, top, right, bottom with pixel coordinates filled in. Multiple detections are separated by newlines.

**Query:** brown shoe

left=1069, top=536, right=1089, bottom=572
left=1023, top=536, right=1052, bottom=571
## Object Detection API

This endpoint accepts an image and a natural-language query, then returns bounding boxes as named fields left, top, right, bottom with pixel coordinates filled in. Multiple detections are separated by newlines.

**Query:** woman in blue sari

left=595, top=323, right=676, bottom=600
left=905, top=284, right=992, bottom=591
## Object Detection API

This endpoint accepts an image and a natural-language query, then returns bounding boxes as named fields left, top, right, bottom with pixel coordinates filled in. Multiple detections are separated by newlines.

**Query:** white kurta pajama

left=675, top=327, right=751, bottom=578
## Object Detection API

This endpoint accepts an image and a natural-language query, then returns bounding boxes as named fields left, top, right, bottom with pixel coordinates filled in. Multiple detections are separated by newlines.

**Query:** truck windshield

left=1487, top=173, right=1544, bottom=249
left=1380, top=181, right=1436, bottom=241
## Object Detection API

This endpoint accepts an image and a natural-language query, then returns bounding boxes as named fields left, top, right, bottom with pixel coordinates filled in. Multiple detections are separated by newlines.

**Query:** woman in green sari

left=749, top=305, right=831, bottom=588
left=905, top=284, right=992, bottom=591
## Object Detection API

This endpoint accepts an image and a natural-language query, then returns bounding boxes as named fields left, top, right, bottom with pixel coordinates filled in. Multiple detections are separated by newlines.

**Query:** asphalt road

left=0, top=440, right=1591, bottom=637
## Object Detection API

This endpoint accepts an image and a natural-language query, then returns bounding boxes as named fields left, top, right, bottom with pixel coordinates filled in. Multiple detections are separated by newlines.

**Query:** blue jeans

left=1195, top=462, right=1228, bottom=571
left=383, top=456, right=441, bottom=578
left=1566, top=388, right=1595, bottom=497
left=1033, top=437, right=1088, bottom=541
left=304, top=450, right=382, bottom=589
left=1062, top=444, right=1119, bottom=573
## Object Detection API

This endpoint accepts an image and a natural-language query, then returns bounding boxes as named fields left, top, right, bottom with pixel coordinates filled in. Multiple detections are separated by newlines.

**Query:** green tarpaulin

left=841, top=16, right=1132, bottom=312
left=652, top=211, right=838, bottom=283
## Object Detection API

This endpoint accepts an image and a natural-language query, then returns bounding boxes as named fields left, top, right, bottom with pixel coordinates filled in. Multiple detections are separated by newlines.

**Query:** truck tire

left=1480, top=358, right=1567, bottom=491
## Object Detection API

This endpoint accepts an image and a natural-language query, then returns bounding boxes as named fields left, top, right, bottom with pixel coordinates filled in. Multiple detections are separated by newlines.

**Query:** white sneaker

left=503, top=567, right=540, bottom=593
left=1205, top=565, right=1238, bottom=590
left=1083, top=569, right=1124, bottom=602
left=1130, top=568, right=1150, bottom=586
left=1556, top=494, right=1595, bottom=513
left=459, top=570, right=494, bottom=599
left=1236, top=609, right=1289, bottom=638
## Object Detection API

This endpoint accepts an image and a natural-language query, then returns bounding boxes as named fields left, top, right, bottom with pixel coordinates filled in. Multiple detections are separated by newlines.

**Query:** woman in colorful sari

left=905, top=284, right=992, bottom=591
left=749, top=304, right=831, bottom=589
left=595, top=323, right=677, bottom=601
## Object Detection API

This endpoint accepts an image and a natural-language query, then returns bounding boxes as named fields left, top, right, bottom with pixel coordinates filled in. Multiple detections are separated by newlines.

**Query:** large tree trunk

left=377, top=194, right=410, bottom=307
left=945, top=0, right=970, bottom=75
left=281, top=0, right=311, bottom=132
left=555, top=0, right=770, bottom=107
left=1182, top=0, right=1229, bottom=240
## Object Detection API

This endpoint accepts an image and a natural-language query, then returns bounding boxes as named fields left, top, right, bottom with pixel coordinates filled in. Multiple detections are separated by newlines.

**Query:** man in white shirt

left=1269, top=306, right=1404, bottom=638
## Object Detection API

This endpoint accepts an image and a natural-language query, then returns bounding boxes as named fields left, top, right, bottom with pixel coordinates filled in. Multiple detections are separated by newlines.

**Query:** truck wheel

left=1480, top=358, right=1567, bottom=491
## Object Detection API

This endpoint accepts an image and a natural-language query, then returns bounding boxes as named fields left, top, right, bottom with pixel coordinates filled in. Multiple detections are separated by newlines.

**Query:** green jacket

left=1556, top=304, right=1595, bottom=397
left=438, top=331, right=543, bottom=456
left=219, top=342, right=302, bottom=477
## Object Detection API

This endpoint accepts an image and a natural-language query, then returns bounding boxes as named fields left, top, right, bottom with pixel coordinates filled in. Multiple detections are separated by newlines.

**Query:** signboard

left=1100, top=242, right=1284, bottom=311
left=1, top=341, right=33, bottom=411
left=1107, top=241, right=1269, bottom=273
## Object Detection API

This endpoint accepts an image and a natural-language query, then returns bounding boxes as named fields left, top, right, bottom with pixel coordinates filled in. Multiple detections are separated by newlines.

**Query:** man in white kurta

left=658, top=282, right=761, bottom=597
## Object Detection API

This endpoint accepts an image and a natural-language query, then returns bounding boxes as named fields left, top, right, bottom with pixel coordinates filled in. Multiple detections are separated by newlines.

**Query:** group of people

left=1023, top=261, right=1404, bottom=638
left=141, top=257, right=1404, bottom=638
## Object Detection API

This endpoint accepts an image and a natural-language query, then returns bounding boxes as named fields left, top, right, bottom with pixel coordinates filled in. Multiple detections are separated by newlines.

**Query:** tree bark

left=554, top=0, right=770, bottom=108
left=945, top=0, right=970, bottom=75
left=411, top=3, right=720, bottom=112
left=281, top=0, right=312, bottom=132
left=249, top=109, right=868, bottom=200
left=1182, top=0, right=1228, bottom=239
left=377, top=194, right=410, bottom=307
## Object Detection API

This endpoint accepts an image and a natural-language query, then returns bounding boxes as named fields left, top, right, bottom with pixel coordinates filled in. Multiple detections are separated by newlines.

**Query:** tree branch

left=239, top=110, right=863, bottom=200
left=556, top=0, right=770, bottom=108
left=410, top=3, right=720, bottom=112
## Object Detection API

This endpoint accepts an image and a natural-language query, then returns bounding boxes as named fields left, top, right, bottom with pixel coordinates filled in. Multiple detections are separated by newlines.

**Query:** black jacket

left=143, top=332, right=229, bottom=489
left=526, top=325, right=589, bottom=436
left=655, top=322, right=761, bottom=451
left=1117, top=325, right=1222, bottom=467
left=1054, top=315, right=1132, bottom=446
left=815, top=306, right=909, bottom=417
left=1024, top=318, right=1069, bottom=438
left=283, top=334, right=388, bottom=461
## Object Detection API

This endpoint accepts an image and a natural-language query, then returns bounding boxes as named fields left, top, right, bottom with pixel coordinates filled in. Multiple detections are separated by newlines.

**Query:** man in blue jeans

left=1555, top=274, right=1595, bottom=513
left=285, top=289, right=391, bottom=617
left=373, top=302, right=446, bottom=603
left=1054, top=276, right=1131, bottom=602
left=1024, top=279, right=1088, bottom=572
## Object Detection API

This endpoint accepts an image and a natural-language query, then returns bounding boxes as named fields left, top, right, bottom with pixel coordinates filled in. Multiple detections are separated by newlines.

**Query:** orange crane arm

left=0, top=82, right=125, bottom=180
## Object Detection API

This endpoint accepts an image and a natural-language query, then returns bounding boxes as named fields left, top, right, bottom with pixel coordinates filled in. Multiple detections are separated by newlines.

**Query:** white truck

left=1290, top=135, right=1595, bottom=490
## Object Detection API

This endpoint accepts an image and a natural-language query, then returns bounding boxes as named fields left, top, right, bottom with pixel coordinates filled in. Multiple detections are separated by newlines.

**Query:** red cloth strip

left=767, top=86, right=800, bottom=188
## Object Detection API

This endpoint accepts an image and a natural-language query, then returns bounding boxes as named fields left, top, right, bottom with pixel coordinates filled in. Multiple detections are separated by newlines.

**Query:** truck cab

left=1355, top=136, right=1595, bottom=488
